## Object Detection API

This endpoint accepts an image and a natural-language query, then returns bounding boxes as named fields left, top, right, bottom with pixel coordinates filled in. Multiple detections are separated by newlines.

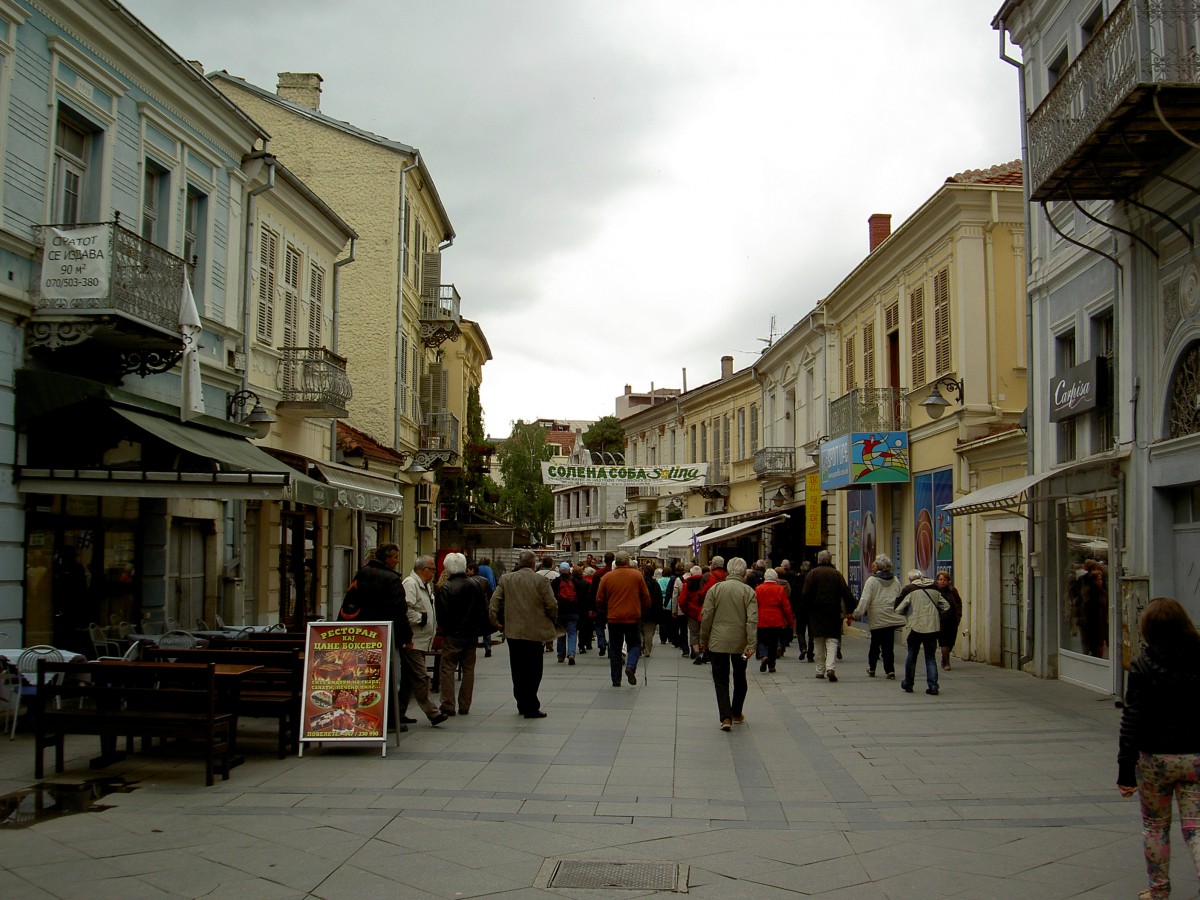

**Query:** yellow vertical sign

left=805, top=473, right=821, bottom=545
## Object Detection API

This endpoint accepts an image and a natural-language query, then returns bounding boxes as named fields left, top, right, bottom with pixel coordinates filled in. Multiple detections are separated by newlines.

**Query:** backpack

left=558, top=577, right=576, bottom=603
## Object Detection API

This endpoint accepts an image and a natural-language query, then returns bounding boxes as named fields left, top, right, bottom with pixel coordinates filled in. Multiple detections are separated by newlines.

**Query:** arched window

left=1168, top=340, right=1200, bottom=439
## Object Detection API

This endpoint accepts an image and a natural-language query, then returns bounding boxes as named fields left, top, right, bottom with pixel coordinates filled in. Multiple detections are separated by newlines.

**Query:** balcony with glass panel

left=1026, top=0, right=1200, bottom=201
left=829, top=388, right=908, bottom=438
left=419, top=284, right=462, bottom=348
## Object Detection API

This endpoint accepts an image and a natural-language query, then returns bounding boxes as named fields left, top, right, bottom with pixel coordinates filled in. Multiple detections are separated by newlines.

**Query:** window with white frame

left=141, top=160, right=170, bottom=245
left=1056, top=330, right=1077, bottom=463
left=737, top=408, right=746, bottom=459
left=399, top=334, right=409, bottom=416
left=53, top=116, right=90, bottom=224
left=750, top=404, right=758, bottom=454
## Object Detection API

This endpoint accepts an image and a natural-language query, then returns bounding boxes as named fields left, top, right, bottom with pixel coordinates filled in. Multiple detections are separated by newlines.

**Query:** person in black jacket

left=1117, top=596, right=1200, bottom=900
left=337, top=542, right=413, bottom=649
left=435, top=552, right=490, bottom=716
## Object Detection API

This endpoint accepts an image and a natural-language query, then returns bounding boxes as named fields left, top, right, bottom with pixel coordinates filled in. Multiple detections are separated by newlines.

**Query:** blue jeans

left=607, top=622, right=641, bottom=684
left=903, top=631, right=939, bottom=691
left=556, top=615, right=578, bottom=659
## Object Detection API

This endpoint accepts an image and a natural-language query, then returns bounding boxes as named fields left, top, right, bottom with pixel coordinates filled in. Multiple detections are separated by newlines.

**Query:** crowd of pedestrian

left=337, top=542, right=974, bottom=731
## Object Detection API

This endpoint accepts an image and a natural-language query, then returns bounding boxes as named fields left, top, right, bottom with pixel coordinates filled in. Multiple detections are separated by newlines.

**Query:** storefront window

left=1058, top=498, right=1110, bottom=659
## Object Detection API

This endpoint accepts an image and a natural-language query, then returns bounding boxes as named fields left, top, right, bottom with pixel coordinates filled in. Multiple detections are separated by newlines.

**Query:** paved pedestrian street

left=1, top=634, right=1190, bottom=899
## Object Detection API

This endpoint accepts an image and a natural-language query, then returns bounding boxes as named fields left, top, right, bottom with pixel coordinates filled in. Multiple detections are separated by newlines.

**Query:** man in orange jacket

left=595, top=550, right=652, bottom=687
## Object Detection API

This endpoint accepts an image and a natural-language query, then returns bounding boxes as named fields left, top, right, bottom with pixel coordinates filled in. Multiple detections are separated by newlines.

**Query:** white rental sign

left=42, top=224, right=110, bottom=300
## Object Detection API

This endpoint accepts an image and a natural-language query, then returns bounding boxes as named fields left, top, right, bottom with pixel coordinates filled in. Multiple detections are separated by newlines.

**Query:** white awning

left=617, top=524, right=682, bottom=554
left=642, top=526, right=703, bottom=558
left=314, top=462, right=403, bottom=515
left=945, top=472, right=1049, bottom=516
left=697, top=514, right=789, bottom=546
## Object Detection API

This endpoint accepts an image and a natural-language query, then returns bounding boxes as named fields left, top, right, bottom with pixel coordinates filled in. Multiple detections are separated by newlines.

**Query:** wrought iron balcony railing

left=278, top=346, right=352, bottom=414
left=829, top=387, right=909, bottom=438
left=753, top=447, right=795, bottom=477
left=421, top=411, right=460, bottom=454
left=419, top=284, right=462, bottom=348
left=1027, top=0, right=1200, bottom=200
left=32, top=220, right=189, bottom=337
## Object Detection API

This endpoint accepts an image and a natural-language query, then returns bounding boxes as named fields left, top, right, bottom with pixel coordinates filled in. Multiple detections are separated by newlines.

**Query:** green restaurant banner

left=542, top=462, right=709, bottom=487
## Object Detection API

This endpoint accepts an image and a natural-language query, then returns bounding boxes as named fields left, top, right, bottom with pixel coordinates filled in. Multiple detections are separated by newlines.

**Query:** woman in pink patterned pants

left=1118, top=597, right=1200, bottom=899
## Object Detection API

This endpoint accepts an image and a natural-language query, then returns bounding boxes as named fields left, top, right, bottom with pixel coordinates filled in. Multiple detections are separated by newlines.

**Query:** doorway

left=1000, top=532, right=1023, bottom=669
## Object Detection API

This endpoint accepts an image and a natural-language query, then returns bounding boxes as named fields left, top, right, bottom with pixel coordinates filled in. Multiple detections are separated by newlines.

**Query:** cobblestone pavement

left=1, top=633, right=1191, bottom=899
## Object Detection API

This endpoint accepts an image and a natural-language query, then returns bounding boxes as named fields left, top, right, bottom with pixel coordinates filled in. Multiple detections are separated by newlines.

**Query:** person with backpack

left=680, top=565, right=708, bottom=663
left=554, top=562, right=587, bottom=665
left=895, top=569, right=951, bottom=695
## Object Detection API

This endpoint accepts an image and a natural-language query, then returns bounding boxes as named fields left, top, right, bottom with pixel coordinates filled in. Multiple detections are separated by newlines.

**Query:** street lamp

left=807, top=435, right=831, bottom=466
left=227, top=389, right=275, bottom=439
left=920, top=377, right=965, bottom=420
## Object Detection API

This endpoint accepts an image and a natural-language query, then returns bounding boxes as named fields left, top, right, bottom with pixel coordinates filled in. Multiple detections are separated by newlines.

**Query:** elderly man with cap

left=594, top=550, right=652, bottom=686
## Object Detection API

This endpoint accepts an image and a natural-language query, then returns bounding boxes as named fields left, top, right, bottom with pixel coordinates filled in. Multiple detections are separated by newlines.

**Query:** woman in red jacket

left=754, top=569, right=795, bottom=672
left=680, top=566, right=708, bottom=664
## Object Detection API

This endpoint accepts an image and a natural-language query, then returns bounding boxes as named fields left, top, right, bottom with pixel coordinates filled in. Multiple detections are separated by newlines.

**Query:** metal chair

left=165, top=617, right=182, bottom=633
left=195, top=619, right=209, bottom=631
left=117, top=622, right=137, bottom=640
left=157, top=631, right=200, bottom=651
left=88, top=623, right=120, bottom=658
left=215, top=614, right=227, bottom=629
left=11, top=646, right=64, bottom=739
left=96, top=642, right=141, bottom=662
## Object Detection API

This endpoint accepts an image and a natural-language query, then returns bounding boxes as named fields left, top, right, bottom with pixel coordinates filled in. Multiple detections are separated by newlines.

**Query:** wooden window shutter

left=933, top=267, right=951, bottom=376
left=862, top=321, right=876, bottom=388
left=307, top=264, right=325, bottom=346
left=398, top=335, right=409, bottom=415
left=421, top=251, right=440, bottom=299
left=844, top=335, right=855, bottom=391
left=256, top=227, right=277, bottom=342
left=910, top=285, right=926, bottom=385
left=885, top=301, right=899, bottom=332
left=283, top=246, right=301, bottom=347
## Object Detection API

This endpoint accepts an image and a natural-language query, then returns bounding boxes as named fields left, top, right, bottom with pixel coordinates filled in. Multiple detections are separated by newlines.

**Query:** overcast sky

left=130, top=0, right=1023, bottom=439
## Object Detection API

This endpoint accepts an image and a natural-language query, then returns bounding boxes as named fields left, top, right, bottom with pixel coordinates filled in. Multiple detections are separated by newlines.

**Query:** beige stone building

left=820, top=163, right=1027, bottom=665
left=212, top=71, right=474, bottom=563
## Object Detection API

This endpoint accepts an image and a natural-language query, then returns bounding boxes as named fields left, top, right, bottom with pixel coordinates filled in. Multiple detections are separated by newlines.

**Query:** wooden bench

left=33, top=661, right=232, bottom=787
left=143, top=648, right=303, bottom=758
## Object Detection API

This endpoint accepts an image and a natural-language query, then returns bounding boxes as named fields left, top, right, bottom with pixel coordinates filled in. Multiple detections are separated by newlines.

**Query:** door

left=1000, top=533, right=1022, bottom=669
left=1173, top=522, right=1200, bottom=627
left=170, top=521, right=207, bottom=629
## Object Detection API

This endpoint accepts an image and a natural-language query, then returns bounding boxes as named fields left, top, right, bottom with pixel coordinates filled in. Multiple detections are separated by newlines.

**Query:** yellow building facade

left=212, top=71, right=464, bottom=563
left=820, top=163, right=1027, bottom=665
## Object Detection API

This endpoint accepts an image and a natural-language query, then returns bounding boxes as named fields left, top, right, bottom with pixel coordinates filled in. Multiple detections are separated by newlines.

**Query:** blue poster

left=914, top=468, right=954, bottom=580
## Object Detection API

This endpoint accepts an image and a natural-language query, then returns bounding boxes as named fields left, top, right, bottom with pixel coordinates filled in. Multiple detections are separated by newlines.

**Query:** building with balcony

left=212, top=70, right=468, bottom=563
left=819, top=170, right=1026, bottom=659
left=0, top=0, right=359, bottom=649
left=751, top=307, right=829, bottom=566
left=994, top=0, right=1200, bottom=694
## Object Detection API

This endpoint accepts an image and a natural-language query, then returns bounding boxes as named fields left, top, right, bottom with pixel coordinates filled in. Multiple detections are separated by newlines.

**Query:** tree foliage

left=583, top=415, right=625, bottom=460
left=497, top=420, right=554, bottom=543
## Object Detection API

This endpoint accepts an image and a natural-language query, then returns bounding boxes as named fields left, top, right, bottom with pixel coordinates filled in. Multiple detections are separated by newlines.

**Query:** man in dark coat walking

left=801, top=550, right=854, bottom=682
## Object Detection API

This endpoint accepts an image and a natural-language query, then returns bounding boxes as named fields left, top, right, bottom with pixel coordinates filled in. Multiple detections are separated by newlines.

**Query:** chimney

left=721, top=355, right=734, bottom=379
left=276, top=72, right=323, bottom=110
left=869, top=213, right=892, bottom=252
left=624, top=384, right=632, bottom=395
left=187, top=60, right=204, bottom=75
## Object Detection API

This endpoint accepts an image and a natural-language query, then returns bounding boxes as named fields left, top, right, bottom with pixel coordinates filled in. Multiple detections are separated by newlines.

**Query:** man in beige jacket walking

left=699, top=557, right=758, bottom=732
left=490, top=550, right=557, bottom=718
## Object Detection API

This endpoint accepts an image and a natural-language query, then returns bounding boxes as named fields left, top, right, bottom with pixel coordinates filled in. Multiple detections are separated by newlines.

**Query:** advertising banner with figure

left=300, top=621, right=392, bottom=756
left=542, top=462, right=708, bottom=487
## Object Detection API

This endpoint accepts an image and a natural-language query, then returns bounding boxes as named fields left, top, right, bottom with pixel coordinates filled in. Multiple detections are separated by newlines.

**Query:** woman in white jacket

left=847, top=554, right=906, bottom=680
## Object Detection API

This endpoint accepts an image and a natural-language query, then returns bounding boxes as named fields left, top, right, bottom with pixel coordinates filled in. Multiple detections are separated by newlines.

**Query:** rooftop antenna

left=757, top=315, right=778, bottom=349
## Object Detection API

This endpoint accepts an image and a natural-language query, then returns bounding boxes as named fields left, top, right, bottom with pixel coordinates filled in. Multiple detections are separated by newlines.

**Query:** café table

left=87, top=660, right=263, bottom=770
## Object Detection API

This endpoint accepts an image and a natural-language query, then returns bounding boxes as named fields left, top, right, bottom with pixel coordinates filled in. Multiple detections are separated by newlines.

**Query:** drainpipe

left=327, top=237, right=356, bottom=618
left=999, top=22, right=1039, bottom=671
left=234, top=152, right=276, bottom=624
left=395, top=153, right=421, bottom=446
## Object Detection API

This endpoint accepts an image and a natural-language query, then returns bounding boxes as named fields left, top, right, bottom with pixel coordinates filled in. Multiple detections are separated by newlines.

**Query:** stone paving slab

left=1, top=634, right=1195, bottom=898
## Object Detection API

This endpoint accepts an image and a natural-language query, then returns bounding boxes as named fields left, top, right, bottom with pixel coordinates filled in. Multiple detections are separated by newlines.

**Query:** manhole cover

left=537, top=859, right=688, bottom=891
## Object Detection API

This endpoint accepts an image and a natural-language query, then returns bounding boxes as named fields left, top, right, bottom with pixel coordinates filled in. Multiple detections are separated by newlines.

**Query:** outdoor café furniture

left=10, top=647, right=64, bottom=739
left=32, top=660, right=235, bottom=787
left=144, top=647, right=303, bottom=758
left=156, top=631, right=204, bottom=651
left=88, top=624, right=120, bottom=659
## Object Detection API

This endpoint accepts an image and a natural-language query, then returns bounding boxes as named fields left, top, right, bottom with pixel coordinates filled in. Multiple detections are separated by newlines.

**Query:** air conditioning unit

left=416, top=506, right=434, bottom=529
left=416, top=483, right=432, bottom=504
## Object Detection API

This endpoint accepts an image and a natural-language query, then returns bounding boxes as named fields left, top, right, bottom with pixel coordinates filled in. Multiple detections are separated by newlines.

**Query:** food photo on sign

left=301, top=623, right=390, bottom=742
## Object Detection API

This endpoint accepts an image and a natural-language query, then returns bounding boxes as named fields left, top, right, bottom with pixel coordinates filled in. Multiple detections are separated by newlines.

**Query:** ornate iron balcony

left=1027, top=0, right=1200, bottom=201
left=419, top=284, right=462, bottom=348
left=421, top=411, right=460, bottom=454
left=30, top=221, right=191, bottom=367
left=753, top=446, right=795, bottom=477
left=278, top=346, right=352, bottom=416
left=829, top=388, right=909, bottom=438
